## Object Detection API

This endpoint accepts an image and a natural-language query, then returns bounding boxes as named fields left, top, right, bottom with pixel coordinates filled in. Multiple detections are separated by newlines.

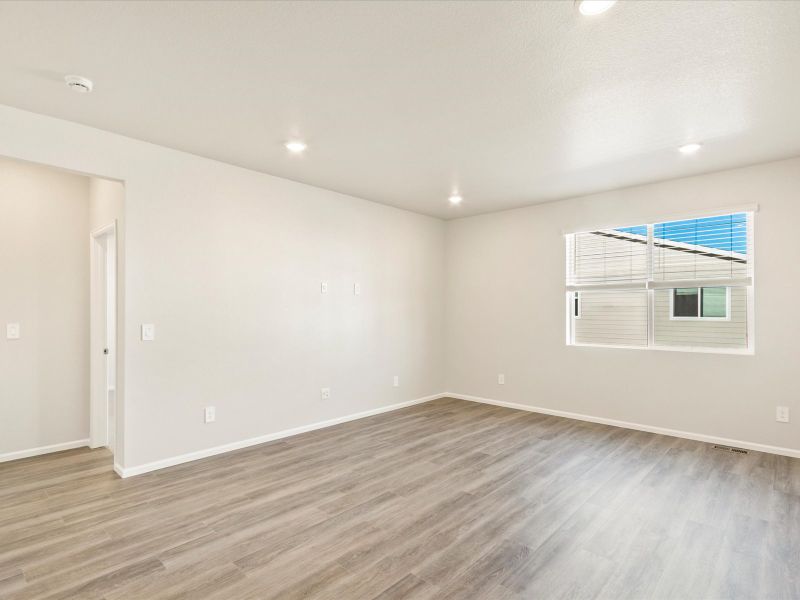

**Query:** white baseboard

left=446, top=392, right=800, bottom=459
left=0, top=439, right=90, bottom=463
left=116, top=393, right=447, bottom=478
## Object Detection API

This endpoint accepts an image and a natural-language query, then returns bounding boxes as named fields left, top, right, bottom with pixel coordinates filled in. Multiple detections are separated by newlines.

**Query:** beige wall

left=445, top=157, right=800, bottom=453
left=0, top=158, right=90, bottom=456
left=0, top=105, right=445, bottom=470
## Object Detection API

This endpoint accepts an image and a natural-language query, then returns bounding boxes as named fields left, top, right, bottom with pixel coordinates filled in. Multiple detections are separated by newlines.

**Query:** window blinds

left=566, top=211, right=753, bottom=352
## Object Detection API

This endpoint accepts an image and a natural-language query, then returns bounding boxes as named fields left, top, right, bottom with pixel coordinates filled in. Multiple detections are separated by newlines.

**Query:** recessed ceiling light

left=285, top=140, right=307, bottom=154
left=64, top=75, right=93, bottom=93
left=576, top=0, right=617, bottom=16
left=449, top=193, right=463, bottom=205
left=678, top=142, right=703, bottom=155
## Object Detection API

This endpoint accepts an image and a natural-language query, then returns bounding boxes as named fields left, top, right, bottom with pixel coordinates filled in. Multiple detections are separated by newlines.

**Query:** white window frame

left=669, top=287, right=731, bottom=322
left=565, top=208, right=755, bottom=355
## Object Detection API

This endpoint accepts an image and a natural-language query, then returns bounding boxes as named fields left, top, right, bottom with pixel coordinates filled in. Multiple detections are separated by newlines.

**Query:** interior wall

left=0, top=157, right=90, bottom=457
left=0, top=105, right=445, bottom=471
left=445, top=156, right=800, bottom=453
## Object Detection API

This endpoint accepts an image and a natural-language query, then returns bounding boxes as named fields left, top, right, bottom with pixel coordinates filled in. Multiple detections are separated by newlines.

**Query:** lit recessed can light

left=678, top=142, right=703, bottom=155
left=449, top=193, right=463, bottom=205
left=285, top=140, right=307, bottom=154
left=576, top=0, right=617, bottom=16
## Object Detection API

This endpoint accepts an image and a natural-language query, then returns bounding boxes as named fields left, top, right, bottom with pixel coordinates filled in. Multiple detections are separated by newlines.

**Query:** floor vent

left=713, top=444, right=748, bottom=454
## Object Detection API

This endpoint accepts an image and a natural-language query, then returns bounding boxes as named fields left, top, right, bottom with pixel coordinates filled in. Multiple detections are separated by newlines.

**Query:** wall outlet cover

left=6, top=323, right=20, bottom=339
left=776, top=406, right=790, bottom=423
left=205, top=406, right=216, bottom=423
left=141, top=323, right=155, bottom=341
left=321, top=387, right=331, bottom=400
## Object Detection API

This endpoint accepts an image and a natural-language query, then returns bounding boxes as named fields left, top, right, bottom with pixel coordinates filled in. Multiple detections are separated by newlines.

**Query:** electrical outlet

left=320, top=281, right=328, bottom=294
left=498, top=373, right=505, bottom=385
left=776, top=406, right=790, bottom=423
left=141, top=323, right=155, bottom=341
left=6, top=323, right=20, bottom=340
left=321, top=387, right=331, bottom=400
left=393, top=375, right=399, bottom=387
left=354, top=283, right=361, bottom=296
left=204, top=406, right=216, bottom=423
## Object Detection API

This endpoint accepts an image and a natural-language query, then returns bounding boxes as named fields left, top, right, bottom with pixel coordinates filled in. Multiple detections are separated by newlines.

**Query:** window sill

left=568, top=342, right=753, bottom=356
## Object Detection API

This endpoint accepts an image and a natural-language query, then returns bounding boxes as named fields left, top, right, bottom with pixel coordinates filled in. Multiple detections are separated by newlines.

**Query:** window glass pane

left=655, top=288, right=748, bottom=349
left=673, top=288, right=699, bottom=317
left=569, top=227, right=648, bottom=285
left=652, top=213, right=748, bottom=281
left=701, top=287, right=727, bottom=318
left=573, top=290, right=648, bottom=347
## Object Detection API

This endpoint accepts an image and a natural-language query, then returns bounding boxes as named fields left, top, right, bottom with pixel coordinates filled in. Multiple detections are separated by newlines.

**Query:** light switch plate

left=205, top=406, right=216, bottom=423
left=393, top=375, right=399, bottom=387
left=141, top=324, right=155, bottom=341
left=498, top=373, right=505, bottom=385
left=354, top=283, right=361, bottom=296
left=6, top=323, right=20, bottom=340
left=321, top=281, right=328, bottom=294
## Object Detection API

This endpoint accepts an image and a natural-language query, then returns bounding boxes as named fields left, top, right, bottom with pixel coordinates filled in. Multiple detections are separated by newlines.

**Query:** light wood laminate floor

left=1, top=398, right=799, bottom=600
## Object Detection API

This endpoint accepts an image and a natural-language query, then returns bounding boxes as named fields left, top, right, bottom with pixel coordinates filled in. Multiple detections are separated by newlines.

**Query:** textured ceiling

left=1, top=1, right=799, bottom=219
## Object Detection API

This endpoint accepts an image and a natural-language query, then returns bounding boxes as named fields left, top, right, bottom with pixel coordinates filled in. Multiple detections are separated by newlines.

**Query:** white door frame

left=90, top=221, right=117, bottom=451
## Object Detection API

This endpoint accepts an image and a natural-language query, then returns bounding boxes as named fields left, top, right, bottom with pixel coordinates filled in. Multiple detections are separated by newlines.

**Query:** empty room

left=1, top=1, right=799, bottom=599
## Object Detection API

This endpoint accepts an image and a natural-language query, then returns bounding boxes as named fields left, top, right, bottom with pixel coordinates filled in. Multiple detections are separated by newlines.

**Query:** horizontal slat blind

left=567, top=227, right=648, bottom=286
left=651, top=213, right=749, bottom=282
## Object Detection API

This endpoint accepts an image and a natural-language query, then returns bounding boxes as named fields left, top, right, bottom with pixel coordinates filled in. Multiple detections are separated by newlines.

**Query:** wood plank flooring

left=1, top=397, right=798, bottom=599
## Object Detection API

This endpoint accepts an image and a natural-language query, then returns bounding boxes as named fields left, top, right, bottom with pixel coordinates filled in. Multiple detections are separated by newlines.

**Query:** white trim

left=649, top=277, right=751, bottom=290
left=566, top=282, right=646, bottom=292
left=445, top=393, right=800, bottom=459
left=570, top=341, right=753, bottom=355
left=0, top=439, right=89, bottom=463
left=115, top=393, right=446, bottom=478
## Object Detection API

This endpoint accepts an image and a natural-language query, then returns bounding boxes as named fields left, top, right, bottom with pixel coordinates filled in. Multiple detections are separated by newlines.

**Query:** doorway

left=90, top=222, right=117, bottom=453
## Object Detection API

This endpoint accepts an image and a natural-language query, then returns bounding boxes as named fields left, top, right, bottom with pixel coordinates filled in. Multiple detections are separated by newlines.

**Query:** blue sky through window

left=615, top=213, right=747, bottom=253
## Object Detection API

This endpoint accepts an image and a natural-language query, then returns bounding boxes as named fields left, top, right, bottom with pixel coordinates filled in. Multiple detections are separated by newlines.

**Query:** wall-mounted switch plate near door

left=393, top=375, right=399, bottom=387
left=776, top=406, right=790, bottom=423
left=320, top=281, right=328, bottom=294
left=321, top=387, right=331, bottom=400
left=204, top=406, right=216, bottom=423
left=498, top=373, right=505, bottom=385
left=141, top=323, right=155, bottom=341
left=6, top=323, right=20, bottom=339
left=354, top=283, right=361, bottom=296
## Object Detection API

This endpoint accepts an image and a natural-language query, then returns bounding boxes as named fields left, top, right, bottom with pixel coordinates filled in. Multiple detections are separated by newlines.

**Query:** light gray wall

left=0, top=158, right=90, bottom=456
left=445, top=157, right=800, bottom=452
left=0, top=105, right=445, bottom=470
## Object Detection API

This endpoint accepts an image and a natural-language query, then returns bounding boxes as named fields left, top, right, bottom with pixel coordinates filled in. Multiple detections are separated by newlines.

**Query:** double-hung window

left=566, top=211, right=753, bottom=353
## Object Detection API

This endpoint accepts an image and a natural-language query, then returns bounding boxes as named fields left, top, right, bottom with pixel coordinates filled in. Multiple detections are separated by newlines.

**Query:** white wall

left=0, top=105, right=445, bottom=471
left=0, top=158, right=90, bottom=456
left=445, top=157, right=800, bottom=453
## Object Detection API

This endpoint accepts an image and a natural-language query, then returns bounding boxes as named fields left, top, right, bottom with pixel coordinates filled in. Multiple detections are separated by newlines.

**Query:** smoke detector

left=64, top=75, right=93, bottom=93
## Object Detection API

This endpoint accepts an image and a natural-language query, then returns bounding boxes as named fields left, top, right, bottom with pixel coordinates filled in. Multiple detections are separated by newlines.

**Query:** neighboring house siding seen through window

left=566, top=212, right=753, bottom=353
